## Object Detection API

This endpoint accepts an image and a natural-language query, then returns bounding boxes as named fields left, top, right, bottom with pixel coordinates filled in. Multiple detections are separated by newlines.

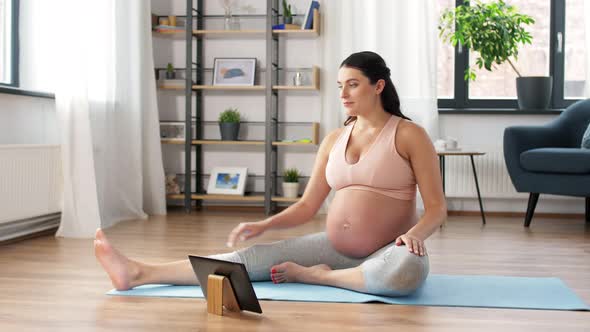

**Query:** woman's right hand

left=226, top=220, right=270, bottom=248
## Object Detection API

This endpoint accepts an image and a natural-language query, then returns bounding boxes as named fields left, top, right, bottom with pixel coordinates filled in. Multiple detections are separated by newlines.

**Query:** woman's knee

left=361, top=245, right=429, bottom=297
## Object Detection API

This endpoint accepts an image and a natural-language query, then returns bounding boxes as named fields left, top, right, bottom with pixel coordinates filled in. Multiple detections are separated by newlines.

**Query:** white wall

left=0, top=93, right=58, bottom=144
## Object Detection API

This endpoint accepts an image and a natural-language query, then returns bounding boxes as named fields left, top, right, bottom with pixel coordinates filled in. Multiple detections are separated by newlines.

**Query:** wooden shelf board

left=164, top=140, right=318, bottom=146
left=161, top=139, right=186, bottom=145
left=272, top=29, right=318, bottom=37
left=272, top=141, right=316, bottom=146
left=169, top=194, right=299, bottom=203
left=192, top=140, right=265, bottom=145
left=192, top=85, right=265, bottom=91
left=271, top=196, right=300, bottom=203
left=191, top=194, right=265, bottom=202
left=272, top=85, right=318, bottom=91
left=192, top=30, right=266, bottom=38
left=159, top=85, right=184, bottom=90
left=153, top=30, right=186, bottom=39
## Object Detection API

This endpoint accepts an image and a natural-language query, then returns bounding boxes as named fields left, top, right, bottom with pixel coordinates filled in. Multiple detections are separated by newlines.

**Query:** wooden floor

left=1, top=211, right=589, bottom=331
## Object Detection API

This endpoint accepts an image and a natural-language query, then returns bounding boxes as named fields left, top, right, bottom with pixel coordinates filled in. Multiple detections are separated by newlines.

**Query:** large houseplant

left=439, top=0, right=550, bottom=109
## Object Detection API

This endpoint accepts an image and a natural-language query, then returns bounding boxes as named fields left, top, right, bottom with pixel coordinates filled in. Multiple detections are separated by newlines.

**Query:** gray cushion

left=583, top=123, right=590, bottom=149
left=520, top=148, right=590, bottom=174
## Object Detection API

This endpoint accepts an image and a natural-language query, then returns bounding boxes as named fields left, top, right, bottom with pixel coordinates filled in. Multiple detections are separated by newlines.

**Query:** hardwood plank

left=1, top=213, right=589, bottom=331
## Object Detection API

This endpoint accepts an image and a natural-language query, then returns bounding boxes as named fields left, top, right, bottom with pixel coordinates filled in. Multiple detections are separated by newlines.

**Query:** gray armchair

left=503, top=99, right=590, bottom=227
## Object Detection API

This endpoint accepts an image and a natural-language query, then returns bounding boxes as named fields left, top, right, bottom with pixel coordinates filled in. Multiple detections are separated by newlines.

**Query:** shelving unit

left=157, top=0, right=321, bottom=214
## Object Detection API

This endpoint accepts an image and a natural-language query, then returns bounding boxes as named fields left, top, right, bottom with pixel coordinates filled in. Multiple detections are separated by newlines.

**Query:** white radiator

left=0, top=145, right=62, bottom=240
left=443, top=150, right=525, bottom=199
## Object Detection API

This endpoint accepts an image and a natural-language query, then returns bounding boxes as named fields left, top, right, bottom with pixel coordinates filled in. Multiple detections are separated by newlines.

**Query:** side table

left=437, top=150, right=486, bottom=224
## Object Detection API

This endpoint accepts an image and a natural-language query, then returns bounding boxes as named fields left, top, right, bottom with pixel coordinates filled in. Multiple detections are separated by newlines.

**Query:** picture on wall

left=207, top=167, right=248, bottom=195
left=213, top=58, right=256, bottom=86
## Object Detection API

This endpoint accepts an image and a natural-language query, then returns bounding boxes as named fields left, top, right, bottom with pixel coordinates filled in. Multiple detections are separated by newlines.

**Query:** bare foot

left=94, top=228, right=140, bottom=290
left=270, top=262, right=332, bottom=284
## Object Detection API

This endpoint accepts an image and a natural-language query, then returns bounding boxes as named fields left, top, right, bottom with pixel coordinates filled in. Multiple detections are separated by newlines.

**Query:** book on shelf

left=272, top=23, right=301, bottom=30
left=301, top=0, right=320, bottom=30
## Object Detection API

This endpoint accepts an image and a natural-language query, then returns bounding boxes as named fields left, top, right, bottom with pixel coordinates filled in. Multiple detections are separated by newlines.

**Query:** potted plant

left=439, top=0, right=549, bottom=109
left=166, top=63, right=176, bottom=79
left=282, top=0, right=293, bottom=24
left=218, top=107, right=241, bottom=140
left=282, top=168, right=300, bottom=198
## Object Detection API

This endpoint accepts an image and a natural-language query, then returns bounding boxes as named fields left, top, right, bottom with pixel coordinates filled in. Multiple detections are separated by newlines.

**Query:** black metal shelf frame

left=178, top=0, right=311, bottom=214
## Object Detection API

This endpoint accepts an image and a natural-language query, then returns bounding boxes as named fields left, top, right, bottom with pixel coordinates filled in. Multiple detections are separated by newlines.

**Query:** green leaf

left=439, top=0, right=534, bottom=80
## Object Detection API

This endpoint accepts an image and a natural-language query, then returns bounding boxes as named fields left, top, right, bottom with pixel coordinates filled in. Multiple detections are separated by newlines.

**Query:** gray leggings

left=209, top=232, right=429, bottom=297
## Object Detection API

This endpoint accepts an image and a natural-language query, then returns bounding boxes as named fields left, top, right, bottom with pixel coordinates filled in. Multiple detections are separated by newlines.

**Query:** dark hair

left=339, top=51, right=410, bottom=126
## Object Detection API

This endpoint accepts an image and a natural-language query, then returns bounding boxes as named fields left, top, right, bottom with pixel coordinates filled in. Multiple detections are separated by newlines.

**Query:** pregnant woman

left=95, top=51, right=447, bottom=296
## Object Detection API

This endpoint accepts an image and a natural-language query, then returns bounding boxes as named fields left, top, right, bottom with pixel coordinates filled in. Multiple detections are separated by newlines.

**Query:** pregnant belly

left=326, top=188, right=417, bottom=258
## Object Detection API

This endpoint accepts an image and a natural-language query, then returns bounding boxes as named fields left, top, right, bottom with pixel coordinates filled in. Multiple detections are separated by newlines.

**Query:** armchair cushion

left=583, top=123, right=590, bottom=149
left=520, top=148, right=590, bottom=174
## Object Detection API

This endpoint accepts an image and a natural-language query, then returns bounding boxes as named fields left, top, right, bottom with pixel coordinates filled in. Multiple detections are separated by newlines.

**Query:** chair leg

left=586, top=197, right=589, bottom=223
left=525, top=193, right=540, bottom=227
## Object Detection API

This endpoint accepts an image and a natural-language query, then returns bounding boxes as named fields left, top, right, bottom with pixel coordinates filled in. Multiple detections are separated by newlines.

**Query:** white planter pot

left=282, top=182, right=300, bottom=198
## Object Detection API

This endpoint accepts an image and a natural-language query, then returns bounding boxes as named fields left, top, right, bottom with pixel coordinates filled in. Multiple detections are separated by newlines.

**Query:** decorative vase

left=516, top=76, right=553, bottom=110
left=282, top=182, right=299, bottom=198
left=293, top=72, right=304, bottom=86
left=224, top=11, right=233, bottom=30
left=220, top=122, right=240, bottom=140
left=224, top=11, right=240, bottom=30
left=284, top=16, right=293, bottom=24
left=165, top=71, right=175, bottom=79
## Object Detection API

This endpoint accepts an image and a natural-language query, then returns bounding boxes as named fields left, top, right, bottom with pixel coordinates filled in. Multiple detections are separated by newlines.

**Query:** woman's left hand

left=395, top=233, right=427, bottom=256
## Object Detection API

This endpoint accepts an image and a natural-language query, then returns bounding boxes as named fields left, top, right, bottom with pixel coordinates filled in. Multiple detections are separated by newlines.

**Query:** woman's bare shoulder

left=396, top=119, right=431, bottom=158
left=318, top=127, right=345, bottom=156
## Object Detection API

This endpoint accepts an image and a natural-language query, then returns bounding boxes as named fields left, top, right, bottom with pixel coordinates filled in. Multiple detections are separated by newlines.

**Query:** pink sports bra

left=325, top=115, right=417, bottom=201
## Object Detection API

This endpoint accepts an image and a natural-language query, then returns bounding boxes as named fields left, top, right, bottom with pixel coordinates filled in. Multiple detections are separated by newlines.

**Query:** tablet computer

left=188, top=255, right=262, bottom=314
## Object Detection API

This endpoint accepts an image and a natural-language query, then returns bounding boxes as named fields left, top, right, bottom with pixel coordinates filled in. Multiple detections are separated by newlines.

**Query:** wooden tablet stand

left=206, top=274, right=240, bottom=316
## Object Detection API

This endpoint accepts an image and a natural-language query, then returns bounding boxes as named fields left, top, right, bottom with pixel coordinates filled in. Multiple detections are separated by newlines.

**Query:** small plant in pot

left=439, top=0, right=550, bottom=109
left=282, top=168, right=300, bottom=198
left=166, top=63, right=176, bottom=79
left=218, top=107, right=241, bottom=141
left=282, top=0, right=293, bottom=24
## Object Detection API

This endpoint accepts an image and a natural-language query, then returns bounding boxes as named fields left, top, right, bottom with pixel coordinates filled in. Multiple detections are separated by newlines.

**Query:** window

left=564, top=0, right=586, bottom=99
left=0, top=0, right=18, bottom=87
left=438, top=0, right=585, bottom=110
left=437, top=0, right=455, bottom=99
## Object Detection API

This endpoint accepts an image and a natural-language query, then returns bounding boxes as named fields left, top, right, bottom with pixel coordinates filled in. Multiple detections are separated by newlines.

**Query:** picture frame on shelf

left=213, top=58, right=256, bottom=86
left=207, top=167, right=248, bottom=195
left=160, top=121, right=191, bottom=139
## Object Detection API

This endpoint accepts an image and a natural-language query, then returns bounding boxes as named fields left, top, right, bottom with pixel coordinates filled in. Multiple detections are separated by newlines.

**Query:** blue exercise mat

left=107, top=274, right=589, bottom=311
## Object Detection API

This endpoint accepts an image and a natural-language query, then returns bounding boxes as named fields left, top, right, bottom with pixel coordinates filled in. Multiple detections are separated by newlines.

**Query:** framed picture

left=160, top=121, right=194, bottom=139
left=213, top=58, right=256, bottom=86
left=207, top=167, right=248, bottom=195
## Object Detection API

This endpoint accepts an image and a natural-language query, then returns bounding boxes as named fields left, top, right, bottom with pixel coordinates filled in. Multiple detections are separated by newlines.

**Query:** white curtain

left=48, top=0, right=166, bottom=238
left=319, top=0, right=439, bottom=211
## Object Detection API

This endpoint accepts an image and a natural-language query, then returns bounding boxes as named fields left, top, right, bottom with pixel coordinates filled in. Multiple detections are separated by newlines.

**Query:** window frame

left=0, top=0, right=53, bottom=99
left=438, top=0, right=581, bottom=111
left=0, top=0, right=19, bottom=88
